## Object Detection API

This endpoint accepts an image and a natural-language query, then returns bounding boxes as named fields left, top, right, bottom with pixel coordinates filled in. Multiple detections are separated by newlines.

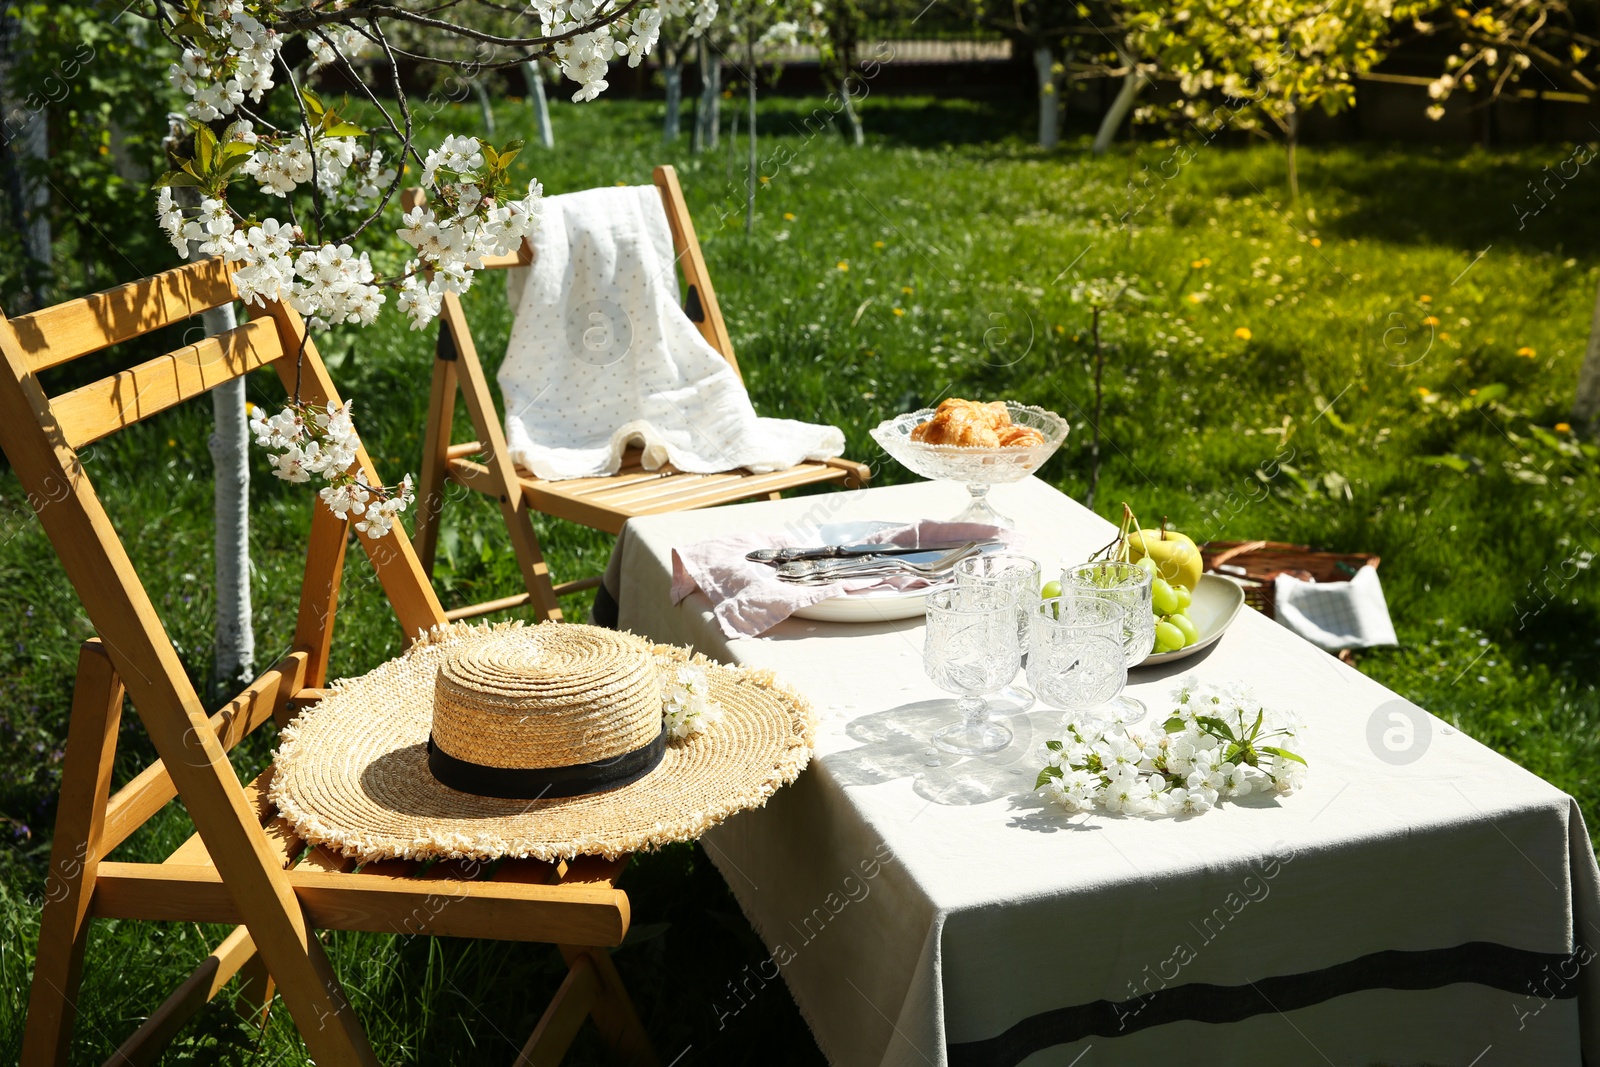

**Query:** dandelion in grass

left=783, top=212, right=795, bottom=221
left=1518, top=346, right=1537, bottom=358
left=1234, top=326, right=1252, bottom=340
left=836, top=261, right=849, bottom=271
left=1424, top=316, right=1440, bottom=327
left=1557, top=422, right=1572, bottom=433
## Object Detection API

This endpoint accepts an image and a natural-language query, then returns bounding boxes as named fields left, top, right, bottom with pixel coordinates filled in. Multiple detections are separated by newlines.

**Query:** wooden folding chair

left=3, top=259, right=658, bottom=1067
left=408, top=164, right=871, bottom=623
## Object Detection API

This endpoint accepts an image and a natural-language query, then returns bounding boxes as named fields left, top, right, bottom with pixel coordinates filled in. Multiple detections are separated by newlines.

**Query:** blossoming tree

left=151, top=0, right=717, bottom=534
left=1127, top=0, right=1413, bottom=198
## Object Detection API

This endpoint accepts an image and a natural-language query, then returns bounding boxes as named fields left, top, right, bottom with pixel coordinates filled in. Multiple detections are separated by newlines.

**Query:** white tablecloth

left=608, top=478, right=1600, bottom=1066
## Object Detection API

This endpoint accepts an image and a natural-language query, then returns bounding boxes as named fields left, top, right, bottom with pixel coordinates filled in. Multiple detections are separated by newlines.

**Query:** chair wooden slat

left=51, top=317, right=282, bottom=449
left=90, top=862, right=631, bottom=945
left=7, top=257, right=236, bottom=373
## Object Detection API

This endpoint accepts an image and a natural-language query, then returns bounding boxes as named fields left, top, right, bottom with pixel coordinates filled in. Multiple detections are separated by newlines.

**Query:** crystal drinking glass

left=1061, top=561, right=1154, bottom=725
left=1027, top=595, right=1128, bottom=726
left=924, top=586, right=1021, bottom=755
left=954, top=553, right=1041, bottom=713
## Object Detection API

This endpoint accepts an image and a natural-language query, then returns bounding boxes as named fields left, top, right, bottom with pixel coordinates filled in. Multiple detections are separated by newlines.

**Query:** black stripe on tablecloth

left=946, top=942, right=1584, bottom=1067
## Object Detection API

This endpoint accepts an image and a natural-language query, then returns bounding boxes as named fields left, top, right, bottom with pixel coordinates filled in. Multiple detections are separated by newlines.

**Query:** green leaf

left=1260, top=745, right=1308, bottom=767
left=153, top=169, right=202, bottom=189
left=321, top=120, right=367, bottom=139
left=1195, top=715, right=1237, bottom=740
left=194, top=122, right=217, bottom=173
left=301, top=87, right=326, bottom=116
left=1163, top=716, right=1187, bottom=732
left=171, top=18, right=207, bottom=38
left=1045, top=739, right=1063, bottom=751
left=1035, top=766, right=1063, bottom=789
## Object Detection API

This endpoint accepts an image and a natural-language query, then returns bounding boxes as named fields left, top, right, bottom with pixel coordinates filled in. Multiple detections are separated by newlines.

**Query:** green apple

left=1126, top=529, right=1203, bottom=592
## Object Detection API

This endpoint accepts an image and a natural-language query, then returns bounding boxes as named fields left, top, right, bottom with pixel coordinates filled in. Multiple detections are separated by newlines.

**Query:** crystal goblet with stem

left=1061, top=561, right=1154, bottom=726
left=1026, top=595, right=1128, bottom=729
left=924, top=586, right=1021, bottom=755
left=954, top=552, right=1040, bottom=713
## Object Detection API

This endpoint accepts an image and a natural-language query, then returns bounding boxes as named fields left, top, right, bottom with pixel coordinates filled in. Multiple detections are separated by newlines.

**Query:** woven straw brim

left=269, top=623, right=817, bottom=863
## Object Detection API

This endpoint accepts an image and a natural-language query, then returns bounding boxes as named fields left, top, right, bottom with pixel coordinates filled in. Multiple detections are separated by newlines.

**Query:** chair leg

left=22, top=641, right=123, bottom=1067
left=558, top=946, right=658, bottom=1066
left=514, top=953, right=602, bottom=1067
left=501, top=501, right=564, bottom=622
left=414, top=351, right=460, bottom=577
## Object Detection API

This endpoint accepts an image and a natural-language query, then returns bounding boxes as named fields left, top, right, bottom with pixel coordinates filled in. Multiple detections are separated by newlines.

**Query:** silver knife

left=747, top=539, right=997, bottom=564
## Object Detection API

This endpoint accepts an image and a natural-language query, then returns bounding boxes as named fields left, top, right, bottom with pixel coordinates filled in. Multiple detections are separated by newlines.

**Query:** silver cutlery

left=775, top=542, right=982, bottom=583
left=747, top=539, right=999, bottom=564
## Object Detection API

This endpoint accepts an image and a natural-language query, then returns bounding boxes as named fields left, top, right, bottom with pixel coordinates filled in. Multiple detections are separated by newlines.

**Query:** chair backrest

left=403, top=163, right=741, bottom=381
left=0, top=258, right=446, bottom=847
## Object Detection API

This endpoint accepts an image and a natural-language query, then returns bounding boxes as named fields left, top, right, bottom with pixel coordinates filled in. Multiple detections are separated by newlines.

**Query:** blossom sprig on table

left=1036, top=679, right=1307, bottom=817
left=662, top=665, right=724, bottom=739
left=249, top=399, right=413, bottom=540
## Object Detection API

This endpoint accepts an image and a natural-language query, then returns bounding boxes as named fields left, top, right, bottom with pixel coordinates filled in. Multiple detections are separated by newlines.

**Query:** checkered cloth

left=1272, top=565, right=1398, bottom=651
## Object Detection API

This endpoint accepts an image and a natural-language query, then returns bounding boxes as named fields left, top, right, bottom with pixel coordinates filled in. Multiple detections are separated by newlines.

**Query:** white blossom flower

left=663, top=664, right=723, bottom=738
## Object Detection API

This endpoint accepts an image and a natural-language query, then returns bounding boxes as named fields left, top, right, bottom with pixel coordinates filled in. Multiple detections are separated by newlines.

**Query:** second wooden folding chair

left=406, top=164, right=871, bottom=624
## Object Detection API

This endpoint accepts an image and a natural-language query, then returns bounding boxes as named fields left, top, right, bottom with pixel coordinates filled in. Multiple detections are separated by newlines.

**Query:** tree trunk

left=471, top=78, right=495, bottom=136
left=1573, top=277, right=1600, bottom=432
left=746, top=33, right=758, bottom=235
left=694, top=37, right=720, bottom=153
left=1285, top=102, right=1300, bottom=200
left=839, top=81, right=865, bottom=146
left=663, top=46, right=683, bottom=143
left=0, top=15, right=51, bottom=309
left=522, top=61, right=553, bottom=148
left=176, top=187, right=254, bottom=695
left=1093, top=54, right=1141, bottom=154
left=1033, top=45, right=1059, bottom=150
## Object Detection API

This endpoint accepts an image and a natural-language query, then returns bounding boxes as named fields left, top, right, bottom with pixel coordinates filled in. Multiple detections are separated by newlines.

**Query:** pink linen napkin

left=671, top=521, right=1013, bottom=638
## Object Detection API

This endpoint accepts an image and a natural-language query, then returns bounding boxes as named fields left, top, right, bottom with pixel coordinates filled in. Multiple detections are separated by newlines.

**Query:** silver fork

left=775, top=542, right=982, bottom=583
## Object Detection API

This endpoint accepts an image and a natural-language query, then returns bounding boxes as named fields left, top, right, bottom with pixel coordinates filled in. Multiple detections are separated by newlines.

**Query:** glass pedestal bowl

left=869, top=402, right=1070, bottom=527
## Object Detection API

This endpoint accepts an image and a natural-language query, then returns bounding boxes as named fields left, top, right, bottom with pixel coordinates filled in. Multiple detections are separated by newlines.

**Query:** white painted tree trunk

left=176, top=187, right=254, bottom=693
left=663, top=47, right=683, bottom=143
left=746, top=33, right=758, bottom=235
left=521, top=61, right=554, bottom=148
left=1093, top=58, right=1141, bottom=154
left=839, top=82, right=864, bottom=146
left=471, top=78, right=496, bottom=136
left=694, top=37, right=720, bottom=153
left=1034, top=45, right=1059, bottom=150
left=1573, top=278, right=1600, bottom=432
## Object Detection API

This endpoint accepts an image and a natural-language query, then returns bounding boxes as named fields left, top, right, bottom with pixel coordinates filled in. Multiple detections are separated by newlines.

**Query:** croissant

left=911, top=398, right=1039, bottom=448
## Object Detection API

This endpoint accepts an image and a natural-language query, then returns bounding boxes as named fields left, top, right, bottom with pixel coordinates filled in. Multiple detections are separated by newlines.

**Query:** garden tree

left=521, top=59, right=554, bottom=148
left=658, top=0, right=716, bottom=143
left=693, top=34, right=722, bottom=150
left=722, top=0, right=811, bottom=231
left=1126, top=0, right=1413, bottom=198
left=963, top=0, right=1136, bottom=151
left=812, top=0, right=867, bottom=145
left=1405, top=3, right=1600, bottom=431
left=145, top=0, right=720, bottom=530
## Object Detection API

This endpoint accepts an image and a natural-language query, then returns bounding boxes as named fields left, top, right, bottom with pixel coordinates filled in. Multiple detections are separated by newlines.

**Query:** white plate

left=1139, top=573, right=1246, bottom=666
left=792, top=583, right=945, bottom=623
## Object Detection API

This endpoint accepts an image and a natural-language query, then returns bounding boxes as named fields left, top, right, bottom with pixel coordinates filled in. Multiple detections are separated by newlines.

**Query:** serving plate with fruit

left=1060, top=506, right=1244, bottom=666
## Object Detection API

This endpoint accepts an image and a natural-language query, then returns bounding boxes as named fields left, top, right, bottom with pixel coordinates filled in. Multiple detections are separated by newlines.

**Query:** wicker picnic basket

left=1199, top=540, right=1381, bottom=620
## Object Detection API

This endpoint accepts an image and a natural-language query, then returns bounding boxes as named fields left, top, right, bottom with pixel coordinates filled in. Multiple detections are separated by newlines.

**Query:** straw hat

left=269, top=622, right=817, bottom=863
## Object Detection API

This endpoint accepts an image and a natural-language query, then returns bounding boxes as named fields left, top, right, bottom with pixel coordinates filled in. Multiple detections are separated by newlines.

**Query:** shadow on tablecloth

left=822, top=698, right=1098, bottom=812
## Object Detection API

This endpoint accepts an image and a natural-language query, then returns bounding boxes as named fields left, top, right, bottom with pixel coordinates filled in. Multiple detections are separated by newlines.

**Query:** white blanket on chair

left=498, top=185, right=845, bottom=481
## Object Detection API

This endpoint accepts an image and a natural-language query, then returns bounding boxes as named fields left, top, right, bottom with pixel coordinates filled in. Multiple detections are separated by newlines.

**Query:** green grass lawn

left=2, top=90, right=1599, bottom=1063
